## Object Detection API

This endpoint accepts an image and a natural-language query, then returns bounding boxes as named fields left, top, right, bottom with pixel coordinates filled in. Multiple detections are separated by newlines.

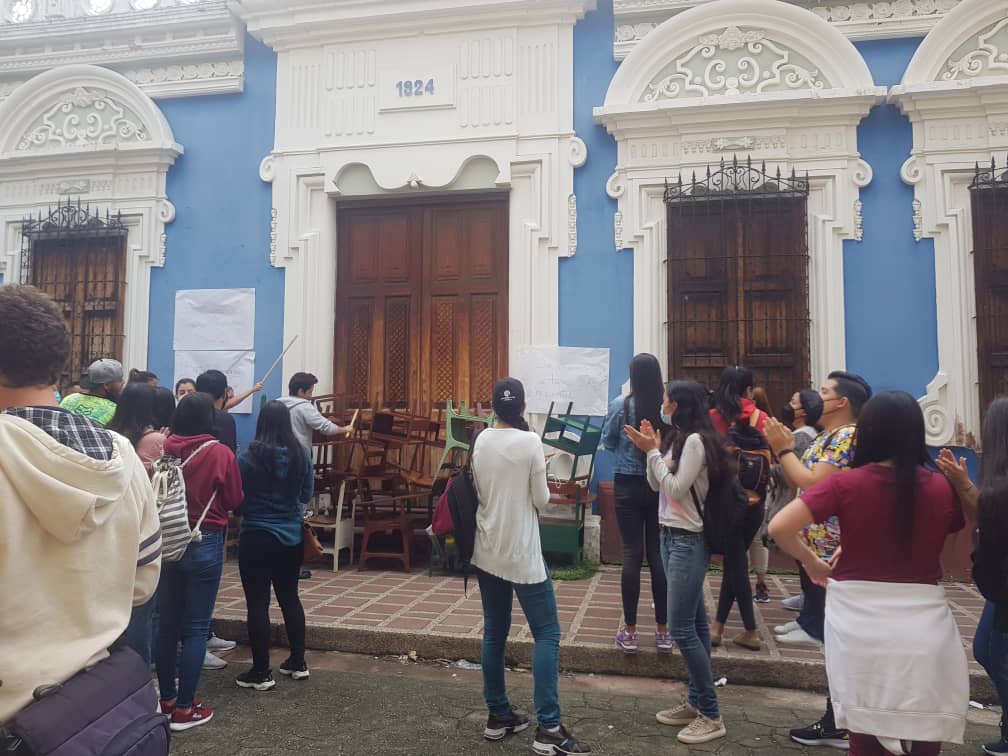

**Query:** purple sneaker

left=615, top=629, right=639, bottom=655
left=655, top=631, right=674, bottom=654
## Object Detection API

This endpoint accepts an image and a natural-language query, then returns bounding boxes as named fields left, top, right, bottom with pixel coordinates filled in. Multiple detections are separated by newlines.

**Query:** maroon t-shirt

left=802, top=463, right=964, bottom=585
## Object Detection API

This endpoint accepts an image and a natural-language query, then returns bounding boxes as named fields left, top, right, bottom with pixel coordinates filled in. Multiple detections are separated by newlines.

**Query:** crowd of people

left=1, top=282, right=1006, bottom=756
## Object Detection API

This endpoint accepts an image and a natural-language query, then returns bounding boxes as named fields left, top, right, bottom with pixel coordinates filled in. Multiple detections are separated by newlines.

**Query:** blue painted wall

left=150, top=35, right=280, bottom=447
left=844, top=38, right=938, bottom=399
left=565, top=0, right=624, bottom=482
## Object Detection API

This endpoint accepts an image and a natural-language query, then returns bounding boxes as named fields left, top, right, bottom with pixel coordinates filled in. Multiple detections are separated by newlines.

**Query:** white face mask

left=660, top=409, right=673, bottom=426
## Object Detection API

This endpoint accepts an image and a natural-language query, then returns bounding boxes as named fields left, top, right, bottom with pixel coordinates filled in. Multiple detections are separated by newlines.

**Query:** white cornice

left=0, top=1, right=244, bottom=101
left=232, top=0, right=596, bottom=50
left=613, top=0, right=966, bottom=59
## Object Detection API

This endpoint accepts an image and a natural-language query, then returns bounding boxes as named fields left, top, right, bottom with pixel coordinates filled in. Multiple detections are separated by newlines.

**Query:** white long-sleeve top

left=646, top=433, right=708, bottom=532
left=470, top=427, right=551, bottom=584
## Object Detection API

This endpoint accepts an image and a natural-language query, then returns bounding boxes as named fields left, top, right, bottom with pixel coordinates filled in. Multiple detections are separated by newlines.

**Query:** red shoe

left=170, top=702, right=214, bottom=731
left=160, top=697, right=205, bottom=716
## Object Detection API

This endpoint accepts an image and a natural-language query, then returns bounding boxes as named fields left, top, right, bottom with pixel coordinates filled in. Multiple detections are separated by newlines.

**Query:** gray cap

left=87, top=358, right=124, bottom=386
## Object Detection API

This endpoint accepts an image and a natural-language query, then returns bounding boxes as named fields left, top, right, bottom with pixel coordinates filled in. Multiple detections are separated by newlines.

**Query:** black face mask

left=781, top=404, right=796, bottom=427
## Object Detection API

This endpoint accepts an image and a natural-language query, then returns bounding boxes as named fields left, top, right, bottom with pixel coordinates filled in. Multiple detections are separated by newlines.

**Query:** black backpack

left=446, top=461, right=480, bottom=592
left=689, top=476, right=749, bottom=556
left=725, top=410, right=773, bottom=505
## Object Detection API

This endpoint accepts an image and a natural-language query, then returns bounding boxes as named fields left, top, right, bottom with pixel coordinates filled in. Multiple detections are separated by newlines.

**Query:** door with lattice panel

left=665, top=160, right=811, bottom=414
left=334, top=196, right=509, bottom=413
left=20, top=204, right=128, bottom=392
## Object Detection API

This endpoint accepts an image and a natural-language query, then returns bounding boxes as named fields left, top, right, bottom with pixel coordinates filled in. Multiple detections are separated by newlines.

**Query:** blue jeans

left=477, top=568, right=561, bottom=729
left=661, top=528, right=719, bottom=719
left=155, top=530, right=224, bottom=708
left=974, top=601, right=1008, bottom=740
left=124, top=592, right=157, bottom=665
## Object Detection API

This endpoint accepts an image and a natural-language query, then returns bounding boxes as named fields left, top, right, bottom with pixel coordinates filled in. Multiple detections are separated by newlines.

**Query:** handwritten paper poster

left=174, top=350, right=256, bottom=414
left=511, top=346, right=610, bottom=417
left=173, top=289, right=255, bottom=351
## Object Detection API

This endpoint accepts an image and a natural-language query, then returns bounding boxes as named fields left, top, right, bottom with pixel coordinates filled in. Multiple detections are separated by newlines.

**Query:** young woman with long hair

left=156, top=392, right=244, bottom=731
left=234, top=400, right=314, bottom=691
left=938, top=397, right=1008, bottom=755
left=625, top=380, right=732, bottom=745
left=110, top=382, right=175, bottom=666
left=771, top=392, right=968, bottom=755
left=601, top=353, right=671, bottom=654
left=470, top=378, right=591, bottom=756
left=708, top=366, right=768, bottom=650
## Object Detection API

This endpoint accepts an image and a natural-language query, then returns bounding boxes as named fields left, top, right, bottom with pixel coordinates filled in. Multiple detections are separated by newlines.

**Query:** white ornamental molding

left=891, top=0, right=1008, bottom=448
left=641, top=25, right=827, bottom=100
left=612, top=0, right=966, bottom=59
left=242, top=1, right=594, bottom=392
left=597, top=0, right=885, bottom=388
left=0, top=64, right=183, bottom=375
left=0, top=1, right=244, bottom=101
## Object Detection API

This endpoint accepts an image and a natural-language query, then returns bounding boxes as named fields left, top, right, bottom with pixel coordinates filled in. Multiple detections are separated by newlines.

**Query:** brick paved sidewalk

left=212, top=563, right=992, bottom=695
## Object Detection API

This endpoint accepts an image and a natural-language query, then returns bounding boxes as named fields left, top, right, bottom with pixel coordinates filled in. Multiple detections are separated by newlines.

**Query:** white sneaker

left=776, top=627, right=821, bottom=645
left=677, top=714, right=726, bottom=744
left=203, top=651, right=227, bottom=669
left=782, top=594, right=804, bottom=612
left=206, top=634, right=237, bottom=653
left=774, top=620, right=800, bottom=635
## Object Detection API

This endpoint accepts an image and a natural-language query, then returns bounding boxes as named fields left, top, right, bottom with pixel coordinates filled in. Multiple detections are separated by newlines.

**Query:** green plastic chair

left=435, top=400, right=495, bottom=472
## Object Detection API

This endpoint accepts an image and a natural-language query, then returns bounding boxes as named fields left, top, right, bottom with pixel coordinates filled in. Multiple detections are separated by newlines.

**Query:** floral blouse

left=800, top=424, right=856, bottom=559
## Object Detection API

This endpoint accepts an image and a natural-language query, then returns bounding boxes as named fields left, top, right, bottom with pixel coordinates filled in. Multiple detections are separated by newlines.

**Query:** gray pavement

left=169, top=648, right=1002, bottom=755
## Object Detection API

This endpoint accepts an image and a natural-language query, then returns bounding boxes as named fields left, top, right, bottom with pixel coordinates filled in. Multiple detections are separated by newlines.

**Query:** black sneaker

left=277, top=657, right=310, bottom=680
left=235, top=669, right=275, bottom=691
left=483, top=710, right=529, bottom=741
left=789, top=719, right=849, bottom=749
left=532, top=724, right=592, bottom=755
left=983, top=739, right=1008, bottom=755
left=298, top=569, right=312, bottom=580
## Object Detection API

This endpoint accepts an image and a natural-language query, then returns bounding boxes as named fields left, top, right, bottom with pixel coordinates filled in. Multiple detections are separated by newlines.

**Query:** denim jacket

left=237, top=443, right=314, bottom=547
left=601, top=395, right=646, bottom=477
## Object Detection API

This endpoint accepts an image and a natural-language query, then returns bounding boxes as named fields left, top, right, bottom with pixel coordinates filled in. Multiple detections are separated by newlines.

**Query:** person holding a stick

left=278, top=372, right=353, bottom=456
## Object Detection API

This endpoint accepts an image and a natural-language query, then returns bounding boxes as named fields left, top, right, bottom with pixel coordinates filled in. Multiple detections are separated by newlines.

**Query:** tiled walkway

left=213, top=563, right=987, bottom=676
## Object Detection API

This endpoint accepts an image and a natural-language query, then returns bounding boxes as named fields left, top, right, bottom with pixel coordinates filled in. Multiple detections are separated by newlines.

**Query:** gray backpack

left=151, top=441, right=219, bottom=563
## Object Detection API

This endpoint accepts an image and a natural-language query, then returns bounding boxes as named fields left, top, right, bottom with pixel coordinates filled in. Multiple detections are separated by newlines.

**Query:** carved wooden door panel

left=667, top=194, right=809, bottom=414
left=30, top=235, right=126, bottom=390
left=971, top=184, right=1008, bottom=417
left=335, top=197, right=508, bottom=412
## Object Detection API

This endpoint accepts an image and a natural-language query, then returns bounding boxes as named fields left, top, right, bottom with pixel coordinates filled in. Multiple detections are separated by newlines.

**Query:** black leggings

left=613, top=473, right=667, bottom=627
left=715, top=502, right=764, bottom=630
left=239, top=529, right=306, bottom=673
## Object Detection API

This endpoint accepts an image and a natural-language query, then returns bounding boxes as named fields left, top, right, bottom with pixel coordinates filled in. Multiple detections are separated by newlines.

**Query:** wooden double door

left=334, top=196, right=509, bottom=412
left=27, top=234, right=126, bottom=390
left=972, top=185, right=1008, bottom=416
left=666, top=195, right=810, bottom=414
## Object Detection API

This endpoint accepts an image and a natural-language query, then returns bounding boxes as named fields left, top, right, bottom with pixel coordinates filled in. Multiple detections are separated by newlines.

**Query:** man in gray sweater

left=277, top=372, right=352, bottom=454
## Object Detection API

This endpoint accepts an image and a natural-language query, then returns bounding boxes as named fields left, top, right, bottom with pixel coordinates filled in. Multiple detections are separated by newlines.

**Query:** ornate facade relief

left=596, top=0, right=884, bottom=389
left=891, top=0, right=1008, bottom=448
left=612, top=0, right=966, bottom=59
left=0, top=65, right=182, bottom=372
left=641, top=26, right=828, bottom=100
left=0, top=0, right=244, bottom=101
left=233, top=0, right=595, bottom=391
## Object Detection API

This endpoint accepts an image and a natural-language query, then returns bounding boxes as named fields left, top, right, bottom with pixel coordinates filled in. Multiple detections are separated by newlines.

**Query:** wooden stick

left=349, top=409, right=359, bottom=428
left=259, top=336, right=298, bottom=384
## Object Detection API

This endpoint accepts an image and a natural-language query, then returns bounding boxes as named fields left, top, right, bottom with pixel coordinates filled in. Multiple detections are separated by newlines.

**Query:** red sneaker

left=170, top=702, right=214, bottom=731
left=160, top=697, right=205, bottom=716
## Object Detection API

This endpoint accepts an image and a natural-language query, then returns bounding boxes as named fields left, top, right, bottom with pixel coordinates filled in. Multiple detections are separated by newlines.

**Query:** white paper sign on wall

left=173, top=289, right=255, bottom=351
left=174, top=350, right=257, bottom=414
left=512, top=346, right=611, bottom=417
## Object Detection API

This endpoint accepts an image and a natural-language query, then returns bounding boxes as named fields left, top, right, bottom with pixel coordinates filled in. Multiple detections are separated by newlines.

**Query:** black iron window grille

left=970, top=155, right=1008, bottom=191
left=19, top=198, right=129, bottom=390
left=664, top=155, right=810, bottom=203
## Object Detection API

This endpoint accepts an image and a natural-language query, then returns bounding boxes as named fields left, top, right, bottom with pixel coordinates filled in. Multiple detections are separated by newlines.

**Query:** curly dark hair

left=0, top=285, right=69, bottom=388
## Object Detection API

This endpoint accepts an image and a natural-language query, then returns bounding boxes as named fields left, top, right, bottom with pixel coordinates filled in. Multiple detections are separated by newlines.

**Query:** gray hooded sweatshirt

left=277, top=396, right=343, bottom=453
